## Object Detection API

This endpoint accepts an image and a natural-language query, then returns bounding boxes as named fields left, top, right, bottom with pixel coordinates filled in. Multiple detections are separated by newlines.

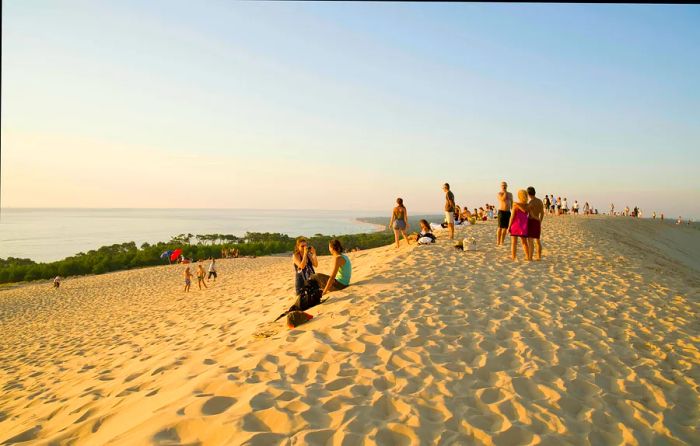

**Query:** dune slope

left=1, top=216, right=698, bottom=445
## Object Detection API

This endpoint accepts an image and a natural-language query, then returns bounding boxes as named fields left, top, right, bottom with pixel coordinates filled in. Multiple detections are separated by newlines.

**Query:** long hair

left=294, top=237, right=308, bottom=256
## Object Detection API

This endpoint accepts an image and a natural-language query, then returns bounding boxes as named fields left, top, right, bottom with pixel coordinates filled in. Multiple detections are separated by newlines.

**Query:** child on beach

left=207, top=258, right=217, bottom=281
left=508, top=189, right=532, bottom=261
left=183, top=267, right=193, bottom=292
left=196, top=263, right=208, bottom=290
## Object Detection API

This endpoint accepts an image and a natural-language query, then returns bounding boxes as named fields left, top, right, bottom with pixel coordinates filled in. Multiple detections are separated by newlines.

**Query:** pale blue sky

left=2, top=1, right=699, bottom=217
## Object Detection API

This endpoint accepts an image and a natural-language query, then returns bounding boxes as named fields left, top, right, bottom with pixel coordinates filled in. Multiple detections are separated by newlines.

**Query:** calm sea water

left=0, top=209, right=386, bottom=263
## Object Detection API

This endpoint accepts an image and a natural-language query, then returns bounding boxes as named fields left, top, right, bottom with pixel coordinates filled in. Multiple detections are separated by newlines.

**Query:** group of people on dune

left=389, top=182, right=544, bottom=261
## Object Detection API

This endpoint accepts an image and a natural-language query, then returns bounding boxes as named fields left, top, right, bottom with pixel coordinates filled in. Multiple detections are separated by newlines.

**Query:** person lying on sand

left=310, top=239, right=352, bottom=296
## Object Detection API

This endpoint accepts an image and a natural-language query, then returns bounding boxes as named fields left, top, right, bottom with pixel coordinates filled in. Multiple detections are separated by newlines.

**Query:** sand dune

left=1, top=216, right=698, bottom=445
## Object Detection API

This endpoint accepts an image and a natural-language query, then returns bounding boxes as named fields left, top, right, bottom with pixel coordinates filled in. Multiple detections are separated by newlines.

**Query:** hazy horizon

left=2, top=2, right=699, bottom=219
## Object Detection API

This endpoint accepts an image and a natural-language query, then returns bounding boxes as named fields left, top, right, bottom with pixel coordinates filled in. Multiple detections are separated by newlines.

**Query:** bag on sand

left=291, top=279, right=322, bottom=312
left=287, top=311, right=313, bottom=328
left=463, top=237, right=477, bottom=251
left=274, top=279, right=323, bottom=323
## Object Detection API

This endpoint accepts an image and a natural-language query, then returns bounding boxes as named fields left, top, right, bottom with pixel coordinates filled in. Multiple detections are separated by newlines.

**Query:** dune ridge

left=1, top=216, right=698, bottom=445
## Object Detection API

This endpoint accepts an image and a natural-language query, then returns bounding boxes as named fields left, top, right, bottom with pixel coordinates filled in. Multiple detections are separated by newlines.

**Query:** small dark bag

left=290, top=278, right=322, bottom=311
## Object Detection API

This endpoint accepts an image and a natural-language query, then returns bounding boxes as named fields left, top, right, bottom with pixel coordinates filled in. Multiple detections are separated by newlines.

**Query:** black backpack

left=290, top=278, right=322, bottom=311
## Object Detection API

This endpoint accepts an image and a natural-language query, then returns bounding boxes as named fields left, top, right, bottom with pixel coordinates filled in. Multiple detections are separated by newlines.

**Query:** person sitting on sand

left=183, top=266, right=193, bottom=292
left=461, top=207, right=472, bottom=223
left=416, top=219, right=436, bottom=244
left=526, top=187, right=544, bottom=261
left=53, top=276, right=62, bottom=289
left=508, top=189, right=531, bottom=261
left=389, top=198, right=411, bottom=248
left=310, top=239, right=351, bottom=296
left=293, top=237, right=318, bottom=296
left=196, top=263, right=208, bottom=290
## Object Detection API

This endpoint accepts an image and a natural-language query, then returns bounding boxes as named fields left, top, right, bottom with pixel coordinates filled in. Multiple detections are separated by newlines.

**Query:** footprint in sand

left=201, top=396, right=236, bottom=415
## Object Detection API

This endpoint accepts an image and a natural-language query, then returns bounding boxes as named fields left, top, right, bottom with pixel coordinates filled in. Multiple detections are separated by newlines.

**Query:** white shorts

left=445, top=211, right=454, bottom=224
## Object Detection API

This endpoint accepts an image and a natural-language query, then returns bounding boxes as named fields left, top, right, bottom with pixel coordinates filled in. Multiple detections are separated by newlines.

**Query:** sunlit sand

left=1, top=216, right=698, bottom=445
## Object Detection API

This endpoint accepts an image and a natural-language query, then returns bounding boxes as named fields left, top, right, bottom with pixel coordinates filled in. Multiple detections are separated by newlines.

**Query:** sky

left=2, top=1, right=699, bottom=217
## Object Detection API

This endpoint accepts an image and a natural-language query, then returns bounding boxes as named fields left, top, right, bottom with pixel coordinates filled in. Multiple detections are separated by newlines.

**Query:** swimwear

left=185, top=278, right=191, bottom=285
left=527, top=218, right=541, bottom=239
left=509, top=208, right=529, bottom=237
left=207, top=271, right=217, bottom=279
left=497, top=210, right=511, bottom=229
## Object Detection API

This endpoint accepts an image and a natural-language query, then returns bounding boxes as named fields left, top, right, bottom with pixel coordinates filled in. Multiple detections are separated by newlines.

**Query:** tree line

left=0, top=231, right=395, bottom=285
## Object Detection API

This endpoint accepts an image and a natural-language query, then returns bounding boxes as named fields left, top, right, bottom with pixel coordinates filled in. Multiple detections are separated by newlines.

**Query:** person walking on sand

left=196, top=263, right=208, bottom=290
left=53, top=276, right=62, bottom=289
left=526, top=187, right=544, bottom=260
left=496, top=181, right=513, bottom=246
left=292, top=237, right=318, bottom=296
left=508, top=189, right=531, bottom=261
left=183, top=266, right=193, bottom=292
left=443, top=183, right=456, bottom=240
left=207, top=258, right=217, bottom=281
left=389, top=198, right=411, bottom=248
left=311, top=239, right=352, bottom=296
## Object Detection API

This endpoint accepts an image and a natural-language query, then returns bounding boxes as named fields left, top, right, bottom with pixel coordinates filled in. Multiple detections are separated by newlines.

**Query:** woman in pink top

left=508, top=189, right=532, bottom=261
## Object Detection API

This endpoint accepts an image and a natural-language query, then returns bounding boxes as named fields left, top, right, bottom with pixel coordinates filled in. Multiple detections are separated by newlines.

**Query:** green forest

left=0, top=230, right=398, bottom=285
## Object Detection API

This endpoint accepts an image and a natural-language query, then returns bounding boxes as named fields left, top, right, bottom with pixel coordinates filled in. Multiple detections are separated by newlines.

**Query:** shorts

left=393, top=220, right=406, bottom=230
left=527, top=218, right=541, bottom=239
left=310, top=273, right=348, bottom=293
left=185, top=278, right=191, bottom=285
left=497, top=210, right=511, bottom=229
left=208, top=271, right=217, bottom=279
left=444, top=211, right=454, bottom=224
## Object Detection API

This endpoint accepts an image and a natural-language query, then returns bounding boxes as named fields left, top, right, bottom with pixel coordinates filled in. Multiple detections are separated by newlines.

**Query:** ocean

left=0, top=208, right=387, bottom=263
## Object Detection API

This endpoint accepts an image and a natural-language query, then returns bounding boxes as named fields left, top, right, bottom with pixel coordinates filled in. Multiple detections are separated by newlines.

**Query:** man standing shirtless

left=526, top=186, right=544, bottom=260
left=496, top=181, right=513, bottom=246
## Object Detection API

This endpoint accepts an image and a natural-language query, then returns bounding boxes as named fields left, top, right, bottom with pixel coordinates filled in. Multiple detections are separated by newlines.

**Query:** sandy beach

left=1, top=216, right=698, bottom=445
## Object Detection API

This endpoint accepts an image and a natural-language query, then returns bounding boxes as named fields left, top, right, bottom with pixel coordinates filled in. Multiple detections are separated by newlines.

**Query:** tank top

left=335, top=254, right=352, bottom=286
left=393, top=207, right=405, bottom=220
left=293, top=252, right=315, bottom=282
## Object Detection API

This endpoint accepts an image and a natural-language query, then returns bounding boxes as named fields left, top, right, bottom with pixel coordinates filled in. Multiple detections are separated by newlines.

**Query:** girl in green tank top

left=312, top=239, right=352, bottom=296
